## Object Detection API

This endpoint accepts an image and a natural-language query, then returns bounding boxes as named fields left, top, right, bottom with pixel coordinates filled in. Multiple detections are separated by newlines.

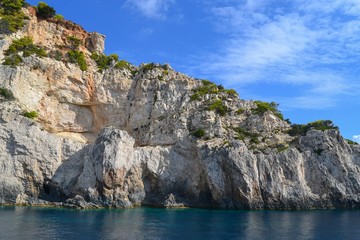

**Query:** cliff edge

left=0, top=2, right=359, bottom=209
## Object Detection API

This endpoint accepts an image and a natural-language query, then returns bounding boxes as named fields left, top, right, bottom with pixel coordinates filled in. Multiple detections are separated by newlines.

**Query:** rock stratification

left=0, top=5, right=359, bottom=209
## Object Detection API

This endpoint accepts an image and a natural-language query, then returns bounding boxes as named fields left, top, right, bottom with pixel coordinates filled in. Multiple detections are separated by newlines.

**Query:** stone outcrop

left=0, top=5, right=359, bottom=209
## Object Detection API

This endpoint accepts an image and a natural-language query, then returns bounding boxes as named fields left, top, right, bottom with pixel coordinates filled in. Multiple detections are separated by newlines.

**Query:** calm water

left=0, top=207, right=360, bottom=240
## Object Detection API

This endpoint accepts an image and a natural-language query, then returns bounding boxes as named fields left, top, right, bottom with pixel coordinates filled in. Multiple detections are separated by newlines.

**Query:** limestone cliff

left=0, top=4, right=360, bottom=209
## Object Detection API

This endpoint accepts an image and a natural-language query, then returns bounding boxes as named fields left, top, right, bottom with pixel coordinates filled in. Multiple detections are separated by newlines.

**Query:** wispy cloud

left=125, top=0, right=175, bottom=19
left=353, top=135, right=360, bottom=143
left=194, top=0, right=360, bottom=109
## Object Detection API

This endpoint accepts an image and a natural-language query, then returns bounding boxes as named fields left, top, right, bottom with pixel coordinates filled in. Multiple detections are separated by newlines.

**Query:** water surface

left=0, top=206, right=359, bottom=239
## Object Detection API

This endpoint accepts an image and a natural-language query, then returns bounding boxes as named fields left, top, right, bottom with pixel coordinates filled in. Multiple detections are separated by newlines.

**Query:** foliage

left=48, top=50, right=63, bottom=61
left=5, top=36, right=46, bottom=57
left=67, top=36, right=81, bottom=49
left=91, top=52, right=129, bottom=72
left=190, top=79, right=238, bottom=101
left=346, top=139, right=359, bottom=145
left=23, top=111, right=38, bottom=119
left=235, top=108, right=245, bottom=115
left=288, top=120, right=338, bottom=136
left=0, top=0, right=24, bottom=13
left=0, top=0, right=26, bottom=33
left=0, top=87, right=14, bottom=100
left=277, top=144, right=289, bottom=152
left=192, top=129, right=205, bottom=138
left=224, top=89, right=238, bottom=97
left=54, top=14, right=63, bottom=20
left=314, top=148, right=324, bottom=156
left=251, top=101, right=284, bottom=120
left=207, top=99, right=228, bottom=116
left=115, top=60, right=131, bottom=70
left=233, top=127, right=259, bottom=142
left=142, top=63, right=156, bottom=72
left=67, top=50, right=87, bottom=71
left=36, top=2, right=55, bottom=19
left=3, top=54, right=23, bottom=66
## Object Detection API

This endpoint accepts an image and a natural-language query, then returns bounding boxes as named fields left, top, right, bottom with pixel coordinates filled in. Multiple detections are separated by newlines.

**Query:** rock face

left=0, top=6, right=360, bottom=209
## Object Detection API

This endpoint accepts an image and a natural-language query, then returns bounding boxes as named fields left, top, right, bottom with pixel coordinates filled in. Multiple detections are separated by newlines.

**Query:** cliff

left=0, top=3, right=360, bottom=209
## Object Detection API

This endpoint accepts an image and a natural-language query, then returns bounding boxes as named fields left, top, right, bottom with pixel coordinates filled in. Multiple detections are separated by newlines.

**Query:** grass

left=346, top=139, right=359, bottom=145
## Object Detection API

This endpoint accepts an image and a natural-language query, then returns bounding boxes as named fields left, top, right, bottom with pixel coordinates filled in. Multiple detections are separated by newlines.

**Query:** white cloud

left=193, top=0, right=360, bottom=110
left=353, top=135, right=360, bottom=143
left=125, top=0, right=174, bottom=19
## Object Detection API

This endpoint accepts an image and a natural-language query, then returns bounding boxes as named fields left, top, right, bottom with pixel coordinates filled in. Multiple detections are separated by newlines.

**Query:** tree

left=36, top=2, right=55, bottom=19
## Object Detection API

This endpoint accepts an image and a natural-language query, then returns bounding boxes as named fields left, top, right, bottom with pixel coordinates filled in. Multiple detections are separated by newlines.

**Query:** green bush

left=288, top=120, right=338, bottom=136
left=67, top=50, right=87, bottom=71
left=115, top=60, right=131, bottom=70
left=3, top=54, right=23, bottom=66
left=23, top=111, right=38, bottom=119
left=235, top=108, right=245, bottom=115
left=143, top=63, right=156, bottom=72
left=208, top=99, right=228, bottom=116
left=0, top=0, right=26, bottom=33
left=54, top=14, right=64, bottom=20
left=252, top=101, right=284, bottom=120
left=190, top=79, right=238, bottom=101
left=347, top=139, right=359, bottom=145
left=48, top=50, right=63, bottom=61
left=0, top=0, right=24, bottom=13
left=5, top=36, right=46, bottom=57
left=0, top=87, right=15, bottom=100
left=36, top=2, right=55, bottom=19
left=224, top=89, right=238, bottom=97
left=67, top=36, right=81, bottom=49
left=233, top=127, right=259, bottom=141
left=192, top=129, right=205, bottom=138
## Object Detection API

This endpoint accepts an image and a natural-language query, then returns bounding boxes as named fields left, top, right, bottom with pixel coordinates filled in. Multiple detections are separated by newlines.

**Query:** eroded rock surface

left=0, top=6, right=359, bottom=209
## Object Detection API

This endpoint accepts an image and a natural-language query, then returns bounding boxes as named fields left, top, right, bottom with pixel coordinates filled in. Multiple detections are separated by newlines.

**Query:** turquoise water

left=0, top=207, right=360, bottom=240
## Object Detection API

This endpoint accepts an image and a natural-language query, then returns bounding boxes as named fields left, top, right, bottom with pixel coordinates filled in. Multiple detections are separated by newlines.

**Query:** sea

left=0, top=206, right=359, bottom=240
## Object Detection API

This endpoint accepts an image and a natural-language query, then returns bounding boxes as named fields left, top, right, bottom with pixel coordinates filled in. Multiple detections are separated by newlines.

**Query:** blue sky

left=27, top=0, right=360, bottom=142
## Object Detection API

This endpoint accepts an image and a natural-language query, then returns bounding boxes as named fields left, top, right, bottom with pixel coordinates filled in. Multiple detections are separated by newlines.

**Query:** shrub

left=54, top=14, right=64, bottom=20
left=67, top=36, right=82, bottom=49
left=5, top=36, right=46, bottom=57
left=347, top=139, right=359, bottom=145
left=233, top=127, right=259, bottom=141
left=36, top=2, right=56, bottom=19
left=235, top=108, right=245, bottom=115
left=0, top=0, right=26, bottom=33
left=224, top=89, right=238, bottom=97
left=208, top=99, right=228, bottom=116
left=3, top=54, right=23, bottom=66
left=48, top=50, right=63, bottom=61
left=115, top=60, right=131, bottom=70
left=192, top=129, right=205, bottom=138
left=190, top=79, right=239, bottom=101
left=252, top=101, right=284, bottom=120
left=23, top=111, right=38, bottom=119
left=0, top=18, right=11, bottom=34
left=288, top=120, right=338, bottom=136
left=67, top=50, right=87, bottom=71
left=0, top=87, right=15, bottom=100
left=277, top=144, right=289, bottom=152
left=143, top=63, right=156, bottom=72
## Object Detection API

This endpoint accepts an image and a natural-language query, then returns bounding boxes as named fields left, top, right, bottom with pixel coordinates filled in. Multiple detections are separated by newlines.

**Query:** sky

left=27, top=0, right=360, bottom=142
